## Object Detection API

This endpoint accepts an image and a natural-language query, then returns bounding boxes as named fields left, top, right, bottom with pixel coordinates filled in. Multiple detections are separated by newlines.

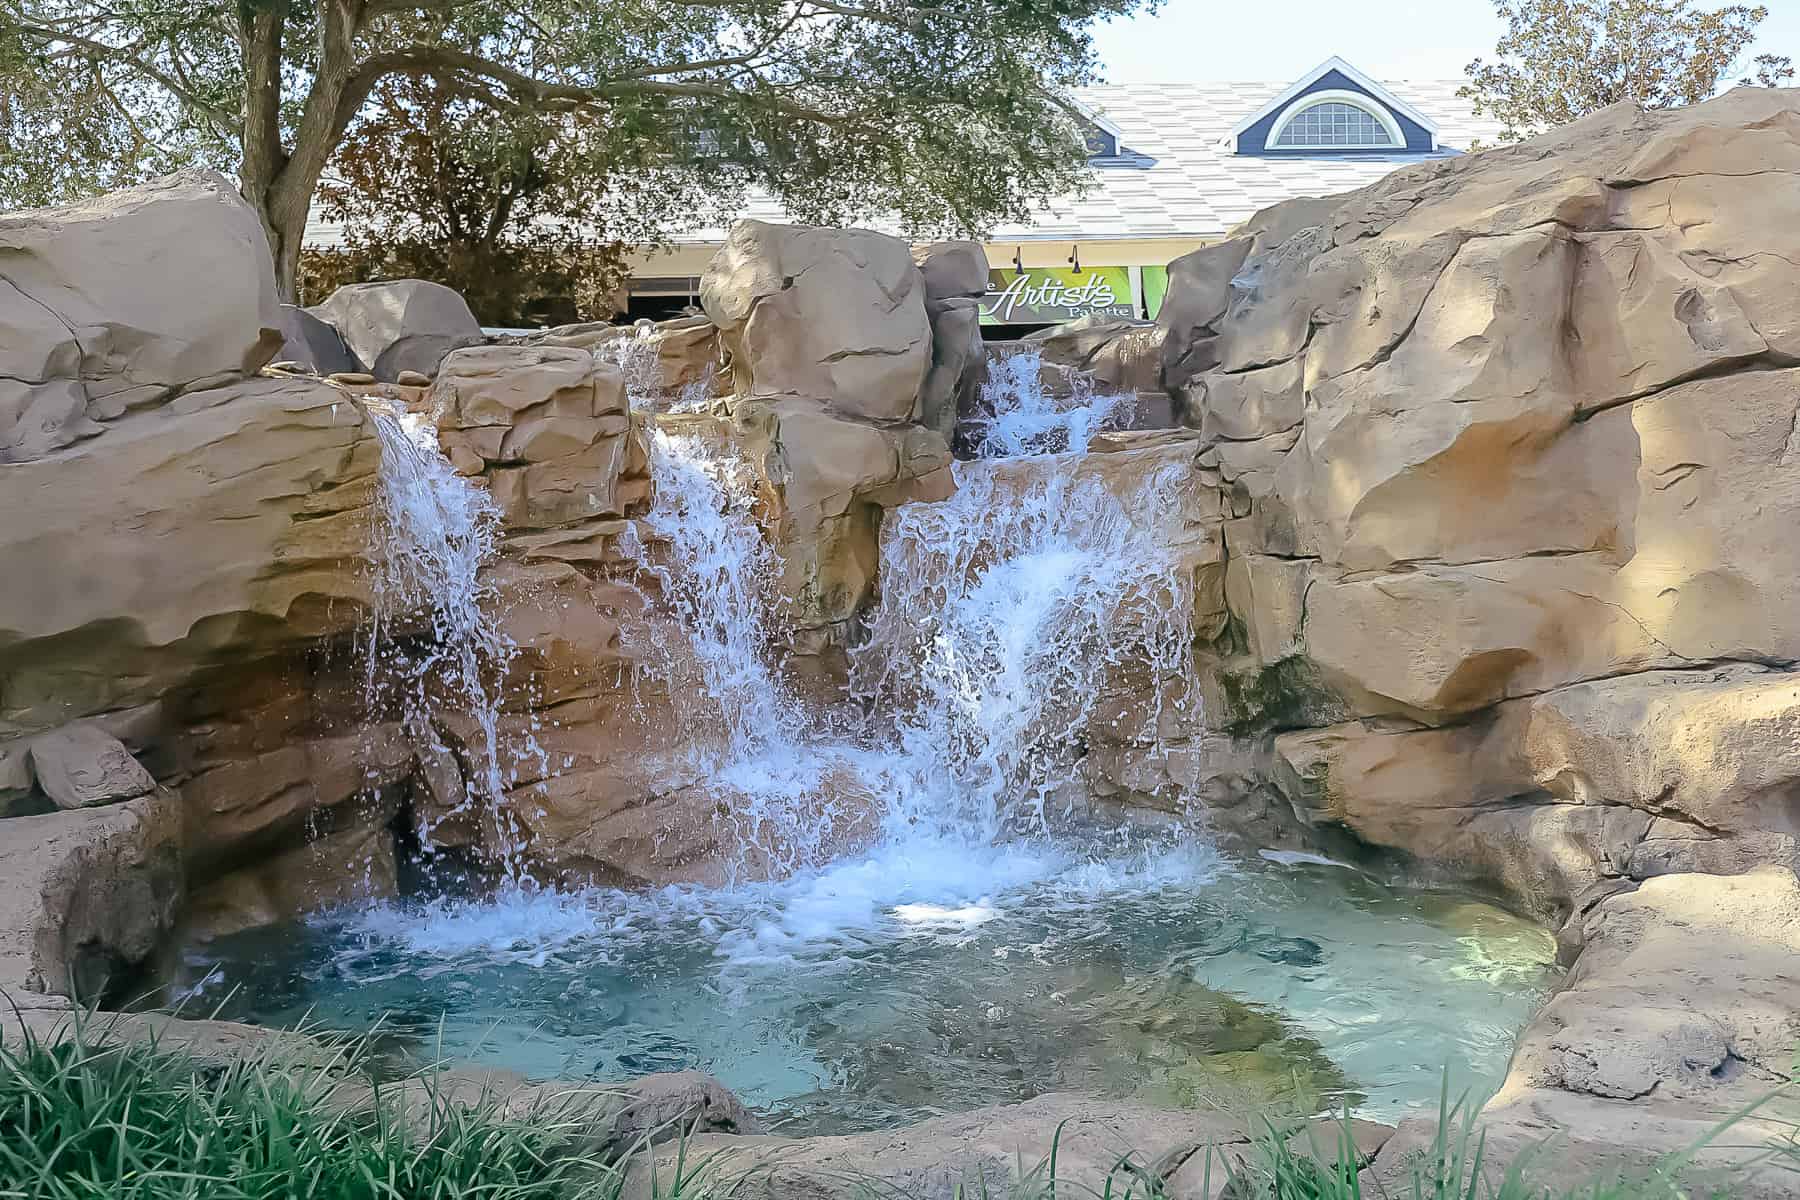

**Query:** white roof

left=306, top=78, right=1503, bottom=251
left=667, top=78, right=1503, bottom=245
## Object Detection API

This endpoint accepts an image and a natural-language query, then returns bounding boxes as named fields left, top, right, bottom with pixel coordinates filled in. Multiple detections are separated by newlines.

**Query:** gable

left=1233, top=61, right=1438, bottom=156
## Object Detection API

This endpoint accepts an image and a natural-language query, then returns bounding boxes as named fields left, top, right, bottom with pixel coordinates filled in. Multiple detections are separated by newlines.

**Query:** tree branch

left=9, top=19, right=243, bottom=136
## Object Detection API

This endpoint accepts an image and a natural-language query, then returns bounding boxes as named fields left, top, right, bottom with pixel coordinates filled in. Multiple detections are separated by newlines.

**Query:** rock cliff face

left=1114, top=87, right=1800, bottom=1187
left=1127, top=87, right=1800, bottom=919
left=699, top=221, right=968, bottom=648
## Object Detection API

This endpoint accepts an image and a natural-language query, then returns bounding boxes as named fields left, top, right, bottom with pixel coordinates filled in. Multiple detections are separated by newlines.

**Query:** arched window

left=1267, top=90, right=1402, bottom=150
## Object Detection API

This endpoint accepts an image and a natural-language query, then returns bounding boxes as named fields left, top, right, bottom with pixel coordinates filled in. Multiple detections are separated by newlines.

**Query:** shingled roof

left=305, top=78, right=1502, bottom=250
left=669, top=78, right=1503, bottom=244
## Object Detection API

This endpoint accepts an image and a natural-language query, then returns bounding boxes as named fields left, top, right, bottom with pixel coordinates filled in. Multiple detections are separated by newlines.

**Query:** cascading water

left=183, top=371, right=1560, bottom=1136
left=618, top=428, right=853, bottom=878
left=362, top=401, right=533, bottom=877
left=966, top=347, right=1132, bottom=457
left=605, top=326, right=718, bottom=413
left=853, top=458, right=1197, bottom=841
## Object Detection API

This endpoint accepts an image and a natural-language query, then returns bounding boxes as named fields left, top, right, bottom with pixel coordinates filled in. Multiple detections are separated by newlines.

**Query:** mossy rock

left=1213, top=656, right=1347, bottom=736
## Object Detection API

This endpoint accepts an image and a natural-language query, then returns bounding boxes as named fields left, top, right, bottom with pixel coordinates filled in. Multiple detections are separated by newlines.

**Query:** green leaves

left=1461, top=0, right=1794, bottom=142
left=5, top=0, right=1154, bottom=296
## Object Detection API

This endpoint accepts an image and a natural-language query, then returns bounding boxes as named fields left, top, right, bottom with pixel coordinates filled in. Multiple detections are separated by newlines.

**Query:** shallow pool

left=176, top=831, right=1558, bottom=1134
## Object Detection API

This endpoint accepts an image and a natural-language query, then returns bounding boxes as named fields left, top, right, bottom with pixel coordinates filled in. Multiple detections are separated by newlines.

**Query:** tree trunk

left=235, top=0, right=372, bottom=303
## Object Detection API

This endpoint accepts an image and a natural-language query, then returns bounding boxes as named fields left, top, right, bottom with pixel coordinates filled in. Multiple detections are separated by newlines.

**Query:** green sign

left=1142, top=266, right=1170, bottom=321
left=980, top=267, right=1134, bottom=325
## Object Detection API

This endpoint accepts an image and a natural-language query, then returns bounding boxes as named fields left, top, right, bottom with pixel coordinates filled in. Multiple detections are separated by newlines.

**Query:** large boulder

left=0, top=377, right=377, bottom=730
left=734, top=399, right=952, bottom=642
left=0, top=170, right=283, bottom=461
left=0, top=794, right=182, bottom=1009
left=913, top=240, right=990, bottom=303
left=701, top=220, right=931, bottom=422
left=1170, top=88, right=1800, bottom=748
left=308, top=279, right=484, bottom=383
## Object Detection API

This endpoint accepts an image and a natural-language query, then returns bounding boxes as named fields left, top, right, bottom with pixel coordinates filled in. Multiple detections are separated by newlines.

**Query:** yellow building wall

left=622, top=236, right=1214, bottom=281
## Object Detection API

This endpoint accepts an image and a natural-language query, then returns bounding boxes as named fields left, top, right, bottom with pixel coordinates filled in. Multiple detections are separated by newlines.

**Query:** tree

left=1463, top=0, right=1794, bottom=142
left=298, top=77, right=658, bottom=323
left=2, top=0, right=1154, bottom=300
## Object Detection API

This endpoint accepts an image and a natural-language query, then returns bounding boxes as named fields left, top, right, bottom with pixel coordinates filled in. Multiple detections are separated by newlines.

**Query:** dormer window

left=1268, top=91, right=1403, bottom=150
left=1083, top=125, right=1118, bottom=158
left=1228, top=58, right=1436, bottom=156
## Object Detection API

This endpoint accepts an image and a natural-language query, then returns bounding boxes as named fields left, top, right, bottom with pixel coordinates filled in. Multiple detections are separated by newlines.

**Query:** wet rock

left=920, top=295, right=987, bottom=441
left=733, top=397, right=952, bottom=642
left=1249, top=935, right=1322, bottom=967
left=183, top=819, right=399, bottom=940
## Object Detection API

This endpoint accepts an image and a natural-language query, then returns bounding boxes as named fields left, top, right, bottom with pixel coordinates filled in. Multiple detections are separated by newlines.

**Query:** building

left=620, top=57, right=1504, bottom=332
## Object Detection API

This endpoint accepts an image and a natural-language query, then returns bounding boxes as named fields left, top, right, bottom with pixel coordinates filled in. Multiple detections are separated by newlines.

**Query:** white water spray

left=619, top=428, right=855, bottom=878
left=968, top=347, right=1132, bottom=458
left=605, top=327, right=718, bottom=413
left=854, top=456, right=1197, bottom=840
left=363, top=402, right=530, bottom=875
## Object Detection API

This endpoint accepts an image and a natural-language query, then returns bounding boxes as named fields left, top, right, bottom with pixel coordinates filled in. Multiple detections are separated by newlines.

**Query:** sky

left=1093, top=0, right=1800, bottom=83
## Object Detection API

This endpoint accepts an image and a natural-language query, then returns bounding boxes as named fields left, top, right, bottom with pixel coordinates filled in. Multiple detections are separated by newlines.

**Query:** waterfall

left=619, top=428, right=854, bottom=879
left=853, top=455, right=1197, bottom=841
left=605, top=327, right=717, bottom=413
left=363, top=401, right=529, bottom=876
left=967, top=347, right=1132, bottom=458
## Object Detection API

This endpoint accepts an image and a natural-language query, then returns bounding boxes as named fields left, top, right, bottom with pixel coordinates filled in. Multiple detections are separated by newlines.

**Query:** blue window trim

left=1236, top=68, right=1433, bottom=156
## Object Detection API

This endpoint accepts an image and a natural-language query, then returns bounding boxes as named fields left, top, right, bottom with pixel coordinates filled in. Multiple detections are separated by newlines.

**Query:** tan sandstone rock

left=431, top=344, right=646, bottom=530
left=28, top=725, right=158, bottom=810
left=0, top=170, right=283, bottom=461
left=735, top=398, right=952, bottom=639
left=0, top=376, right=377, bottom=730
left=1270, top=665, right=1800, bottom=919
left=1374, top=870, right=1800, bottom=1198
left=626, top=1093, right=1255, bottom=1200
left=0, top=793, right=182, bottom=1008
left=701, top=220, right=931, bottom=422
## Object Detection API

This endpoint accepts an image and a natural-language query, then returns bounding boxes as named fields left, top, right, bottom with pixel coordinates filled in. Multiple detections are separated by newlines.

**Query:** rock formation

left=1, top=170, right=283, bottom=461
left=1106, top=86, right=1800, bottom=1189
left=7, top=87, right=1800, bottom=1196
left=307, top=278, right=484, bottom=382
left=699, top=220, right=961, bottom=647
left=1140, top=86, right=1800, bottom=919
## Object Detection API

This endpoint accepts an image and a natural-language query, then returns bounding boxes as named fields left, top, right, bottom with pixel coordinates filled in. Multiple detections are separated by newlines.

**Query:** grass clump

left=0, top=1017, right=618, bottom=1200
left=3, top=1023, right=1795, bottom=1200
